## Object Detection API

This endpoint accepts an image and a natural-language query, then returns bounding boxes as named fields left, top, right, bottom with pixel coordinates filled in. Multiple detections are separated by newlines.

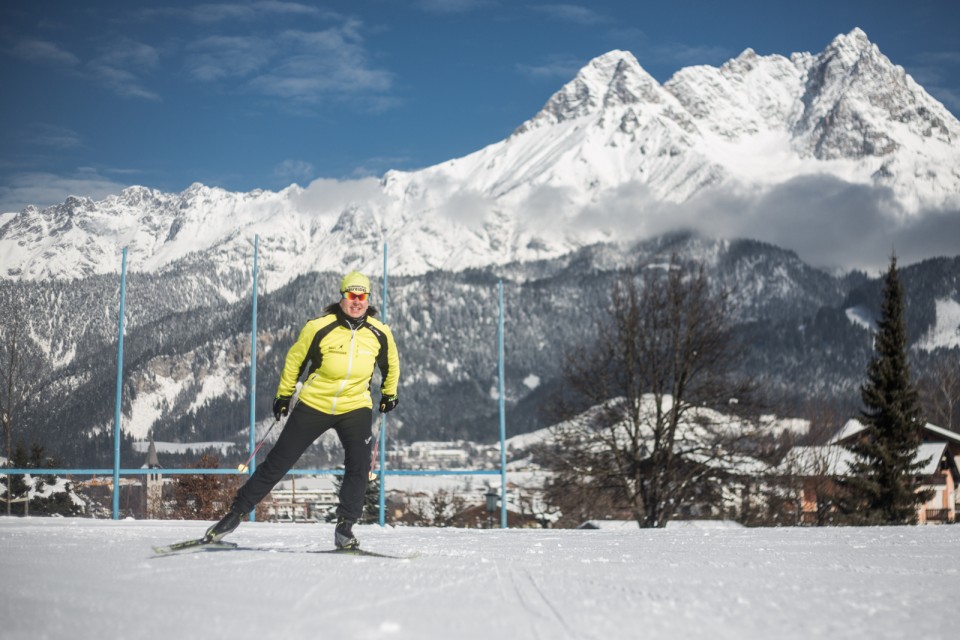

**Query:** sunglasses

left=342, top=291, right=369, bottom=301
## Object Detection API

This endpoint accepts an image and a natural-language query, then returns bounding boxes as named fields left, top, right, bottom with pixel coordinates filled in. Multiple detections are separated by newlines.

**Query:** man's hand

left=378, top=394, right=398, bottom=413
left=273, top=395, right=292, bottom=420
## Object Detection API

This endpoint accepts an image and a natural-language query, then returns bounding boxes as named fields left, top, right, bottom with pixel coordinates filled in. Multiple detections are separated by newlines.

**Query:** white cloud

left=531, top=4, right=609, bottom=25
left=25, top=124, right=83, bottom=149
left=0, top=170, right=128, bottom=214
left=292, top=176, right=387, bottom=216
left=10, top=39, right=80, bottom=67
left=516, top=56, right=584, bottom=80
left=183, top=22, right=394, bottom=106
left=349, top=156, right=414, bottom=179
left=536, top=176, right=960, bottom=273
left=273, top=159, right=315, bottom=185
left=412, top=0, right=495, bottom=14
left=143, top=2, right=327, bottom=23
left=256, top=27, right=392, bottom=95
left=653, top=42, right=735, bottom=67
left=87, top=39, right=161, bottom=100
left=185, top=35, right=271, bottom=81
left=6, top=35, right=160, bottom=100
left=436, top=188, right=498, bottom=230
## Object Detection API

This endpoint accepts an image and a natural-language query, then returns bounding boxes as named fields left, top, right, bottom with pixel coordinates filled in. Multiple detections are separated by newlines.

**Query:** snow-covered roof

left=779, top=445, right=858, bottom=476
left=916, top=443, right=947, bottom=476
left=827, top=419, right=868, bottom=444
left=781, top=442, right=948, bottom=477
left=922, top=422, right=960, bottom=445
left=829, top=419, right=960, bottom=446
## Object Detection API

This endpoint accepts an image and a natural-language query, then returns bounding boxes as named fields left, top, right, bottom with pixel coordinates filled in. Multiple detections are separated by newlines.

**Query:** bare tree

left=172, top=454, right=241, bottom=520
left=777, top=400, right=851, bottom=526
left=546, top=257, right=758, bottom=528
left=917, top=351, right=960, bottom=432
left=541, top=442, right=635, bottom=527
left=413, top=488, right=467, bottom=527
left=772, top=441, right=849, bottom=526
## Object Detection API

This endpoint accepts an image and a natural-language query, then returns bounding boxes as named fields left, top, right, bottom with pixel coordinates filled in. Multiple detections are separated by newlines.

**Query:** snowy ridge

left=915, top=298, right=960, bottom=350
left=1, top=29, right=958, bottom=291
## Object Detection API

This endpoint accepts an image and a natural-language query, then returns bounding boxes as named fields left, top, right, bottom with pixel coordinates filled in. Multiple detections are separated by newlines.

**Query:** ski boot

left=204, top=508, right=243, bottom=543
left=334, top=517, right=359, bottom=550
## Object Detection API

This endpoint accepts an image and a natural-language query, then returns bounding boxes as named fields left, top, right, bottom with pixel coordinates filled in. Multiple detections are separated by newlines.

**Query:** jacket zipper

left=330, top=327, right=357, bottom=414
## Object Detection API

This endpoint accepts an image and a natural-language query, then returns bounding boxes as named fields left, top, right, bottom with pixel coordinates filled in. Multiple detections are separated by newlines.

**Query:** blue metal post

left=498, top=279, right=507, bottom=528
left=249, top=235, right=259, bottom=521
left=378, top=242, right=388, bottom=526
left=112, top=247, right=128, bottom=520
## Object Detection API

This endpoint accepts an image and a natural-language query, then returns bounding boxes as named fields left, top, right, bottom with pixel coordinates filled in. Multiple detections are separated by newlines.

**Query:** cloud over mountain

left=2, top=29, right=958, bottom=282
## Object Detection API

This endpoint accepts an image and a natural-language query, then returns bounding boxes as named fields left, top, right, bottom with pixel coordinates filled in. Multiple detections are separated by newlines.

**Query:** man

left=204, top=271, right=400, bottom=549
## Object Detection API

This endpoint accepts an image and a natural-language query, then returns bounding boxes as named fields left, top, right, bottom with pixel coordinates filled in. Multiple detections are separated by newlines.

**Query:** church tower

left=142, top=439, right=163, bottom=519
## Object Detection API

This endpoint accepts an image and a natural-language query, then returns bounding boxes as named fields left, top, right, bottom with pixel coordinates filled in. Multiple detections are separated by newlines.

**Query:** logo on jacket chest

left=324, top=340, right=376, bottom=357
left=327, top=343, right=348, bottom=356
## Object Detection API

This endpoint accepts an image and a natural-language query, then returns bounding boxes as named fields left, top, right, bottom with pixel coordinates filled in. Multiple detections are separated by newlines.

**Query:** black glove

left=378, top=394, right=398, bottom=413
left=273, top=395, right=292, bottom=420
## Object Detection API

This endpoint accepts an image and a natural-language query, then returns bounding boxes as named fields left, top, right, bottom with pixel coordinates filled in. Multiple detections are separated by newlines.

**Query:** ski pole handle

left=237, top=415, right=281, bottom=472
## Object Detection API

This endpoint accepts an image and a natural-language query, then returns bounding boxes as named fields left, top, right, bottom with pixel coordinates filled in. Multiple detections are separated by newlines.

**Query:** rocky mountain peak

left=517, top=50, right=663, bottom=132
left=823, top=27, right=875, bottom=64
left=796, top=28, right=957, bottom=161
left=1, top=30, right=957, bottom=287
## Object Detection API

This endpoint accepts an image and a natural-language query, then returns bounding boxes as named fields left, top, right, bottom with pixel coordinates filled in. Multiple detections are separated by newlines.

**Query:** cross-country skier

left=204, top=271, right=400, bottom=550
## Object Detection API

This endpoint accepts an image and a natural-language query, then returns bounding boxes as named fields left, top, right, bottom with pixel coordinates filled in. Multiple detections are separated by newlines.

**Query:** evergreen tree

left=842, top=256, right=931, bottom=524
left=0, top=441, right=83, bottom=516
left=330, top=473, right=382, bottom=524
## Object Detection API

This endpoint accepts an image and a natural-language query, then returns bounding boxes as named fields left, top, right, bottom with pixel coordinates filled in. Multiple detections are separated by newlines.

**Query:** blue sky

left=1, top=0, right=958, bottom=213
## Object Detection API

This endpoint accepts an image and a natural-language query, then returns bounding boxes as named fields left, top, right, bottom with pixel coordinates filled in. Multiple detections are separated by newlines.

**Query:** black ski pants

left=232, top=403, right=373, bottom=523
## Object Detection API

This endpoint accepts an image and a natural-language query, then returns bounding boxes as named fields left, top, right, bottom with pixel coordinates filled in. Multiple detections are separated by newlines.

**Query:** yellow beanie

left=340, top=271, right=370, bottom=294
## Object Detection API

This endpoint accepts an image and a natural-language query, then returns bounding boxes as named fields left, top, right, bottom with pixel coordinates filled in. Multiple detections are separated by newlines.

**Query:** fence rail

left=2, top=467, right=506, bottom=522
left=1, top=468, right=503, bottom=476
left=924, top=508, right=955, bottom=524
left=3, top=243, right=511, bottom=526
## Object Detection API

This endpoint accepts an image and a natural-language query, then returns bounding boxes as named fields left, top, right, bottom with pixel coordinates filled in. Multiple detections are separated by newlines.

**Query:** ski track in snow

left=0, top=518, right=956, bottom=640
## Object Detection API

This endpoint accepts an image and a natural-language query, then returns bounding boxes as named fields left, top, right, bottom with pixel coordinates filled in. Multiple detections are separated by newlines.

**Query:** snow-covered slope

left=1, top=29, right=958, bottom=289
left=1, top=518, right=956, bottom=640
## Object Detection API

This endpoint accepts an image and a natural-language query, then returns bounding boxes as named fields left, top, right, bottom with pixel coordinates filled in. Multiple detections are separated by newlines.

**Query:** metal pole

left=112, top=247, right=128, bottom=520
left=249, top=235, right=259, bottom=522
left=498, top=279, right=507, bottom=528
left=378, top=241, right=388, bottom=526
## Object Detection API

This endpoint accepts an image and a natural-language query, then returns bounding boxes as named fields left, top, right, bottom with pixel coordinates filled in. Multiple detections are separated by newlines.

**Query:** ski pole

left=368, top=416, right=382, bottom=481
left=238, top=376, right=314, bottom=472
left=237, top=415, right=281, bottom=472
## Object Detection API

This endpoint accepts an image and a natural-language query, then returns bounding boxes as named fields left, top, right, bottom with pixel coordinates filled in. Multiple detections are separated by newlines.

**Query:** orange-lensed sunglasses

left=342, top=291, right=368, bottom=301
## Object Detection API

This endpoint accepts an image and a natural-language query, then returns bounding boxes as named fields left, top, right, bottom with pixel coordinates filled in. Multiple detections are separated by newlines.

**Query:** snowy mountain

left=5, top=230, right=958, bottom=466
left=2, top=29, right=959, bottom=465
left=1, top=29, right=958, bottom=287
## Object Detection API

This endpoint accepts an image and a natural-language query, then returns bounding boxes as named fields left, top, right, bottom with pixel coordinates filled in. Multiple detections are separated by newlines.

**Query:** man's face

left=339, top=290, right=369, bottom=319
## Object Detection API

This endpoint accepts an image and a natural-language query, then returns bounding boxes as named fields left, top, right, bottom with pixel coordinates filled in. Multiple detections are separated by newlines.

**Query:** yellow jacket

left=277, top=309, right=400, bottom=415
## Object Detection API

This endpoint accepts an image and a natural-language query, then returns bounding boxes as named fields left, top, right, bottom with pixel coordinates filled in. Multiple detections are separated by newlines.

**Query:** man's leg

left=234, top=403, right=332, bottom=512
left=333, top=408, right=373, bottom=548
left=207, top=403, right=332, bottom=541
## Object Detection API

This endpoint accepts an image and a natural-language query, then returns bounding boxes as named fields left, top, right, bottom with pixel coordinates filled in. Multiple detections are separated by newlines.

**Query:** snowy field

left=1, top=518, right=956, bottom=640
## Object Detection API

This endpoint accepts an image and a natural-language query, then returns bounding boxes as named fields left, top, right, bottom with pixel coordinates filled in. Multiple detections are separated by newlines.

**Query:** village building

left=780, top=420, right=959, bottom=525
